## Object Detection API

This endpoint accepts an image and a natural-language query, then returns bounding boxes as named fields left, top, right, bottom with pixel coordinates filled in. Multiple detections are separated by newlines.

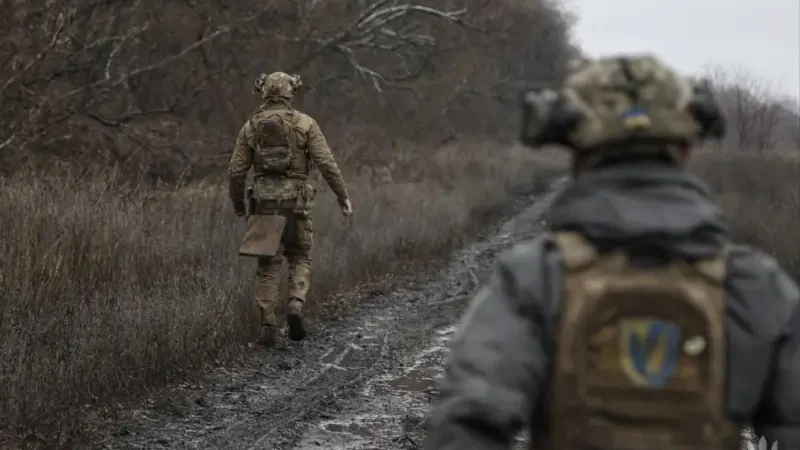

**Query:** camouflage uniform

left=426, top=55, right=800, bottom=450
left=228, top=72, right=350, bottom=344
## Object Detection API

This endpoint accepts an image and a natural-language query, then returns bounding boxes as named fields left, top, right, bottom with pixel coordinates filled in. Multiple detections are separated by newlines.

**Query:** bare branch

left=306, top=2, right=468, bottom=91
left=61, top=0, right=276, bottom=100
left=0, top=11, right=67, bottom=98
left=0, top=0, right=578, bottom=177
left=0, top=133, right=15, bottom=151
left=82, top=106, right=175, bottom=127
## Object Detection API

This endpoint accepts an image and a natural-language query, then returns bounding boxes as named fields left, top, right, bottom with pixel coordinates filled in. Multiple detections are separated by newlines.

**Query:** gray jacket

left=425, top=163, right=800, bottom=450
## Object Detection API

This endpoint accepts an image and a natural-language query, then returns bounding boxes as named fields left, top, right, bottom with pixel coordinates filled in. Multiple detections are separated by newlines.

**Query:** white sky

left=564, top=0, right=800, bottom=102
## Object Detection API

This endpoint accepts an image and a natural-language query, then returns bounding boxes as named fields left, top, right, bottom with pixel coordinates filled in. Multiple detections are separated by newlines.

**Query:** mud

left=77, top=177, right=758, bottom=450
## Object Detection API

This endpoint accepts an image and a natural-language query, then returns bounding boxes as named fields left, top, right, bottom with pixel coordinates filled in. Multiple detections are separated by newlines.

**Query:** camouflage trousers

left=255, top=208, right=313, bottom=328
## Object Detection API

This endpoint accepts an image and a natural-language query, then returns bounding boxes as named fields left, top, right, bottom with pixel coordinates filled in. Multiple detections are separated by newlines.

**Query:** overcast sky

left=564, top=0, right=800, bottom=102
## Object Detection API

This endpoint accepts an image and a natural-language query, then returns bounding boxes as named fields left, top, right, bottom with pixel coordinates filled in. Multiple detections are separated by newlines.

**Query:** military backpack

left=539, top=231, right=740, bottom=450
left=249, top=108, right=298, bottom=176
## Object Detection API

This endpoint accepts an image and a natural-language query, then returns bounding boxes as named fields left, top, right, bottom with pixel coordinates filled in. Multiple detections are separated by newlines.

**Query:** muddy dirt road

left=77, top=180, right=561, bottom=450
left=79, top=178, right=756, bottom=450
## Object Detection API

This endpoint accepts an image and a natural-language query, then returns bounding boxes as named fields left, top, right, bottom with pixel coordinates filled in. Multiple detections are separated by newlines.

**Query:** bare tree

left=0, top=0, right=577, bottom=178
left=703, top=65, right=797, bottom=153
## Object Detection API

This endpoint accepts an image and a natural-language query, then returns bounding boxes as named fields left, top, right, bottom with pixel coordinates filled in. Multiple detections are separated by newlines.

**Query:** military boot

left=286, top=298, right=307, bottom=341
left=256, top=325, right=278, bottom=348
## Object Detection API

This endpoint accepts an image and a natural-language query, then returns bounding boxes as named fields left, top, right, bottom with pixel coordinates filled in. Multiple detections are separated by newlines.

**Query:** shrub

left=691, top=150, right=800, bottom=279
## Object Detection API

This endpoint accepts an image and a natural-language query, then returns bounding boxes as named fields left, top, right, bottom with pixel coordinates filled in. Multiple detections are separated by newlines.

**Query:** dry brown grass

left=0, top=141, right=566, bottom=441
left=690, top=150, right=800, bottom=278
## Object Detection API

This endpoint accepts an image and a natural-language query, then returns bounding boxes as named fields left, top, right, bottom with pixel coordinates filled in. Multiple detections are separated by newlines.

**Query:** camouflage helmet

left=253, top=71, right=303, bottom=99
left=519, top=54, right=726, bottom=153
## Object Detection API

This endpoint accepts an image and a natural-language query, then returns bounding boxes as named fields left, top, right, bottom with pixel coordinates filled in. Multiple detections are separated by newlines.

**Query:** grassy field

left=691, top=150, right=800, bottom=279
left=2, top=142, right=797, bottom=443
left=0, top=142, right=566, bottom=441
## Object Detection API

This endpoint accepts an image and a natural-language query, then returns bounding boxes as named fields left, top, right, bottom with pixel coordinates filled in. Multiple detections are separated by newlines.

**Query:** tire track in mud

left=82, top=180, right=563, bottom=450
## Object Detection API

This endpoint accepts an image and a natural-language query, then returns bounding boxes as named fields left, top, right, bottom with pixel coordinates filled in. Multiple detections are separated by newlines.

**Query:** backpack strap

left=552, top=230, right=729, bottom=281
left=550, top=231, right=630, bottom=275
left=549, top=231, right=598, bottom=272
left=289, top=110, right=316, bottom=174
left=283, top=109, right=299, bottom=152
left=692, top=243, right=729, bottom=285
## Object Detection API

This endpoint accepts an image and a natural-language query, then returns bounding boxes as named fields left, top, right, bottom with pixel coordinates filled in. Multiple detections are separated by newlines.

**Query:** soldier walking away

left=228, top=72, right=353, bottom=348
left=425, top=54, right=799, bottom=450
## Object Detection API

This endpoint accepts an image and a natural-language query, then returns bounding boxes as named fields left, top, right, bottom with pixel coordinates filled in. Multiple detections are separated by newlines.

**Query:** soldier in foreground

left=228, top=72, right=352, bottom=347
left=425, top=55, right=800, bottom=450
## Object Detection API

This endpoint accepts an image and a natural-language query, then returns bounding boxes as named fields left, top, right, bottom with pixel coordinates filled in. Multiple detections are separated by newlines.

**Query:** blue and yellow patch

left=620, top=319, right=679, bottom=388
left=621, top=106, right=652, bottom=129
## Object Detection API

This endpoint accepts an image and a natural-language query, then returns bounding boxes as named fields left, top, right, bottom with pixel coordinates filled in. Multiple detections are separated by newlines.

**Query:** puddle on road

left=293, top=326, right=457, bottom=449
left=386, top=366, right=440, bottom=392
left=323, top=421, right=379, bottom=437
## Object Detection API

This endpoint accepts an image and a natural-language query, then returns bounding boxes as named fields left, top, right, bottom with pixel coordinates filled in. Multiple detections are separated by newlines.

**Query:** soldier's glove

left=229, top=176, right=247, bottom=217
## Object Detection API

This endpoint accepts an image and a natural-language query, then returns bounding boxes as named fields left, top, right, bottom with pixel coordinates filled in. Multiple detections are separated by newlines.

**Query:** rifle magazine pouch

left=294, top=181, right=317, bottom=217
left=238, top=214, right=286, bottom=257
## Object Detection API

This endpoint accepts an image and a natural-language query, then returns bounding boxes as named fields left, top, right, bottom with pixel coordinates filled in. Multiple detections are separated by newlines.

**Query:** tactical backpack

left=540, top=231, right=740, bottom=450
left=249, top=109, right=298, bottom=176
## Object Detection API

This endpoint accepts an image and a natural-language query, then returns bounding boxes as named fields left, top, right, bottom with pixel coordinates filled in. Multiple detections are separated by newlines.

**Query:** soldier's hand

left=340, top=198, right=353, bottom=216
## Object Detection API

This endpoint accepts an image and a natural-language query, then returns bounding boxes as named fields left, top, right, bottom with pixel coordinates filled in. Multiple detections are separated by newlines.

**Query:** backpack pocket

left=252, top=112, right=294, bottom=175
left=294, top=181, right=317, bottom=217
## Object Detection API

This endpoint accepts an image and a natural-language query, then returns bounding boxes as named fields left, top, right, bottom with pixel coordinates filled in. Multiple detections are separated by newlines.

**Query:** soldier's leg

left=255, top=243, right=284, bottom=347
left=284, top=214, right=313, bottom=341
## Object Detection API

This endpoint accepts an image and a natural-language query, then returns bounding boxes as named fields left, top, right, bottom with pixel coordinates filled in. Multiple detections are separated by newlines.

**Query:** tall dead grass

left=690, top=150, right=800, bottom=278
left=0, top=141, right=566, bottom=441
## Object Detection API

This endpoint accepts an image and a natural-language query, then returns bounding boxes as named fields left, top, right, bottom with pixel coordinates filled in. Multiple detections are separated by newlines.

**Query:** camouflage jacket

left=425, top=163, right=800, bottom=450
left=227, top=101, right=349, bottom=207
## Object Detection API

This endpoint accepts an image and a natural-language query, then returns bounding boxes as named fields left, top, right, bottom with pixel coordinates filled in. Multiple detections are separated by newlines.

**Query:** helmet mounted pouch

left=688, top=80, right=726, bottom=140
left=519, top=88, right=579, bottom=148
